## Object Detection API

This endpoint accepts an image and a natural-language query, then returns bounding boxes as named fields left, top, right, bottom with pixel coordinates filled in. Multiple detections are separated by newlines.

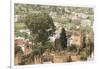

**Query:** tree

left=25, top=12, right=55, bottom=46
left=44, top=41, right=55, bottom=52
left=83, top=35, right=86, bottom=48
left=60, top=28, right=67, bottom=49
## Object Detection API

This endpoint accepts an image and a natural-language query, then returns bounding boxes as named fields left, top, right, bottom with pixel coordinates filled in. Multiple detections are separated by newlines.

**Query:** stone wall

left=15, top=53, right=81, bottom=65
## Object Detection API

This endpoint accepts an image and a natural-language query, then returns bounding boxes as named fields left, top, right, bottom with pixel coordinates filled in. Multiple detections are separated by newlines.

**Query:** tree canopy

left=25, top=12, right=56, bottom=45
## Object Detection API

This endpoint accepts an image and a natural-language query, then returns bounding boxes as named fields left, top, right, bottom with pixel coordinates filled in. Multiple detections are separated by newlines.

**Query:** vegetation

left=68, top=45, right=77, bottom=52
left=60, top=28, right=67, bottom=49
left=25, top=12, right=56, bottom=45
left=15, top=23, right=27, bottom=30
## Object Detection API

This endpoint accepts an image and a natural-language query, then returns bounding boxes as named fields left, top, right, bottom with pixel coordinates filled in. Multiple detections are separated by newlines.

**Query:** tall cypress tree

left=60, top=28, right=67, bottom=49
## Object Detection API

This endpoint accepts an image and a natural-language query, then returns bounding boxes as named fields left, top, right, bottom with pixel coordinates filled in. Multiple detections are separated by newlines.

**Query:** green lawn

left=15, top=23, right=27, bottom=30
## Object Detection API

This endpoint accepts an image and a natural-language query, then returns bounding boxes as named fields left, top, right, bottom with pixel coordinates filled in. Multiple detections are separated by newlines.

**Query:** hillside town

left=14, top=4, right=94, bottom=65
